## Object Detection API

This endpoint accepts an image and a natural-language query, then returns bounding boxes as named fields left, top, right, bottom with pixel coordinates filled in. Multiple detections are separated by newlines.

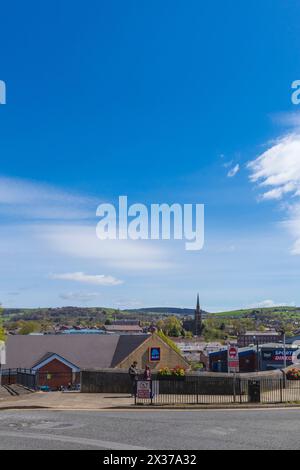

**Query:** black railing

left=16, top=369, right=37, bottom=389
left=0, top=368, right=80, bottom=391
left=135, top=376, right=300, bottom=405
left=0, top=368, right=37, bottom=389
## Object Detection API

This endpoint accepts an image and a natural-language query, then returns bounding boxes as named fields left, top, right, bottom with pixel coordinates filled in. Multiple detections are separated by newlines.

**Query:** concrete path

left=0, top=391, right=133, bottom=410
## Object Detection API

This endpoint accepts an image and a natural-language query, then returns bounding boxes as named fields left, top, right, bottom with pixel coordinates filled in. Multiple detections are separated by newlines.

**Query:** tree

left=0, top=307, right=5, bottom=342
left=18, top=321, right=39, bottom=335
left=157, top=316, right=183, bottom=337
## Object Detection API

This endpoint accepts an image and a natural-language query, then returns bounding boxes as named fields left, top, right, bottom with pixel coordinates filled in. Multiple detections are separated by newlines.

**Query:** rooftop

left=104, top=325, right=143, bottom=332
left=241, top=331, right=281, bottom=336
left=4, top=334, right=149, bottom=369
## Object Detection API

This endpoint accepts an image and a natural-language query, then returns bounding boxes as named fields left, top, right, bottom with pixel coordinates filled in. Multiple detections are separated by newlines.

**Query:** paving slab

left=0, top=391, right=133, bottom=410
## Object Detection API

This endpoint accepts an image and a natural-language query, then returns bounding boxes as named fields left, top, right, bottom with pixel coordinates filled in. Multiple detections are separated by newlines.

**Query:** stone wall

left=81, top=369, right=133, bottom=393
left=81, top=368, right=285, bottom=394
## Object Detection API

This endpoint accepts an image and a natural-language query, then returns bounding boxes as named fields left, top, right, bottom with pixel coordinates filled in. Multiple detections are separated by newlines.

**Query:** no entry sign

left=228, top=344, right=239, bottom=373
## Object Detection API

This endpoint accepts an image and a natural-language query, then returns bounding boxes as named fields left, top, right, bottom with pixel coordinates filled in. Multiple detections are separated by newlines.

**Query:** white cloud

left=0, top=176, right=95, bottom=220
left=51, top=272, right=123, bottom=286
left=248, top=133, right=300, bottom=254
left=227, top=164, right=240, bottom=178
left=59, top=292, right=101, bottom=302
left=270, top=112, right=300, bottom=129
left=248, top=134, right=300, bottom=199
left=40, top=224, right=173, bottom=270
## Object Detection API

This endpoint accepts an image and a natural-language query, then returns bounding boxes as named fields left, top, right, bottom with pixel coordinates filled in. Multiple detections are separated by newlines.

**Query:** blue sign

left=150, top=347, right=161, bottom=362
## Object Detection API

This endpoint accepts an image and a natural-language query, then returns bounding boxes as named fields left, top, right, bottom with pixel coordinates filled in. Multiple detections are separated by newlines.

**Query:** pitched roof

left=4, top=334, right=149, bottom=370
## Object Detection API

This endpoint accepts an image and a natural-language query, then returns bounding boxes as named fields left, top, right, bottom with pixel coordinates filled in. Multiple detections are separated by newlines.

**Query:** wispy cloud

left=248, top=134, right=300, bottom=200
left=40, top=224, right=173, bottom=270
left=227, top=164, right=240, bottom=178
left=59, top=292, right=101, bottom=302
left=270, top=111, right=300, bottom=130
left=0, top=176, right=95, bottom=220
left=248, top=131, right=300, bottom=254
left=51, top=272, right=123, bottom=286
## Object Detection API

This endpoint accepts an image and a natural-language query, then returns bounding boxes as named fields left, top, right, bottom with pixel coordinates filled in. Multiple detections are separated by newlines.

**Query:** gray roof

left=241, top=331, right=280, bottom=336
left=105, top=325, right=143, bottom=332
left=4, top=334, right=149, bottom=369
left=259, top=342, right=299, bottom=349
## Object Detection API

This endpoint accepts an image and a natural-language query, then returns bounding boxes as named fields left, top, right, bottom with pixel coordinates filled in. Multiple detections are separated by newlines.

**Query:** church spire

left=194, top=293, right=202, bottom=336
left=196, top=293, right=200, bottom=311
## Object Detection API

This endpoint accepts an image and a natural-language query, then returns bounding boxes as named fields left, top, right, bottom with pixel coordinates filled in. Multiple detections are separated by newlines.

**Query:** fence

left=135, top=376, right=300, bottom=405
left=0, top=368, right=80, bottom=391
left=0, top=369, right=36, bottom=388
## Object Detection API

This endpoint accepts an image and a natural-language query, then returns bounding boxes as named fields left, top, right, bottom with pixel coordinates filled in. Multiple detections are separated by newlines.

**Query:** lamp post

left=253, top=336, right=260, bottom=372
left=281, top=329, right=287, bottom=370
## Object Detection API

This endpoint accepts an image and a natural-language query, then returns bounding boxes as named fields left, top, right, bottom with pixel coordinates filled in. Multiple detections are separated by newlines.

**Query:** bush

left=286, top=368, right=300, bottom=380
left=158, top=366, right=186, bottom=377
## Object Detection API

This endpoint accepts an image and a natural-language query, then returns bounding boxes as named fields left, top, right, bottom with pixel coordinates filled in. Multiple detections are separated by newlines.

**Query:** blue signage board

left=150, top=347, right=161, bottom=362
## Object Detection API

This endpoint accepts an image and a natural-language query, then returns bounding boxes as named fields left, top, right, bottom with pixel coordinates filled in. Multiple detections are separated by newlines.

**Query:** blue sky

left=1, top=0, right=300, bottom=311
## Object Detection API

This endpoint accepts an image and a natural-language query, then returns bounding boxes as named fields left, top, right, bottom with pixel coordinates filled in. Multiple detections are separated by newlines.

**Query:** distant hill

left=124, top=307, right=207, bottom=316
left=211, top=306, right=300, bottom=318
left=3, top=305, right=300, bottom=325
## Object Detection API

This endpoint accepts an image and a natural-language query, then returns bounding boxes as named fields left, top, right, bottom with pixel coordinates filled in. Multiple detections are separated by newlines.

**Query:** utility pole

left=283, top=330, right=287, bottom=370
left=253, top=336, right=259, bottom=372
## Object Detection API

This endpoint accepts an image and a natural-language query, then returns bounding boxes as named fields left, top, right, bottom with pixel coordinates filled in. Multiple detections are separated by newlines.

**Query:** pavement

left=0, top=390, right=133, bottom=410
left=0, top=408, right=300, bottom=449
left=1, top=390, right=300, bottom=411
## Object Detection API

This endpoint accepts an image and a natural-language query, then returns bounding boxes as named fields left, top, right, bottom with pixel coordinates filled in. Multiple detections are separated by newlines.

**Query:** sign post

left=136, top=380, right=152, bottom=400
left=227, top=344, right=239, bottom=402
left=227, top=344, right=239, bottom=374
left=0, top=341, right=6, bottom=387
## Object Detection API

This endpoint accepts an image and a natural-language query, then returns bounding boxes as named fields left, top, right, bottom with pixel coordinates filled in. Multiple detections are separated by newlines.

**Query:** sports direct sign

left=228, top=344, right=239, bottom=373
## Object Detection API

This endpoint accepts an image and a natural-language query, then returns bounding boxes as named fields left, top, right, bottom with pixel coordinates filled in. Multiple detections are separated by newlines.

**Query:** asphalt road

left=0, top=409, right=300, bottom=450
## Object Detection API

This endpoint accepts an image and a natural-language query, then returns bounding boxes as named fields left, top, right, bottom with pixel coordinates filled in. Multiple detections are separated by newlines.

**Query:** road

left=0, top=409, right=300, bottom=450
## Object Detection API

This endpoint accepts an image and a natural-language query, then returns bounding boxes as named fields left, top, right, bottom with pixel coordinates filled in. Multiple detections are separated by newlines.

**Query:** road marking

left=1, top=407, right=300, bottom=413
left=0, top=431, right=150, bottom=450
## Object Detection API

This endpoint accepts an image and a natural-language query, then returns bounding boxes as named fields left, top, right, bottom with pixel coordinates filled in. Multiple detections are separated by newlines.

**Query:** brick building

left=4, top=333, right=189, bottom=389
left=237, top=331, right=283, bottom=347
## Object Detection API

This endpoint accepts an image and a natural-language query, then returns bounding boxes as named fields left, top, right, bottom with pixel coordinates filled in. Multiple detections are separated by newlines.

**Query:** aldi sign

left=150, top=347, right=161, bottom=362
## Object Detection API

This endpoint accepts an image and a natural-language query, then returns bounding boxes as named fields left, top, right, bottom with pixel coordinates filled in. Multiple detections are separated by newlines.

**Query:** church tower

left=194, top=293, right=202, bottom=336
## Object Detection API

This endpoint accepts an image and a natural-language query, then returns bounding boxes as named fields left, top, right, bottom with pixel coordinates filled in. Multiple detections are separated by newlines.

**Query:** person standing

left=143, top=365, right=151, bottom=381
left=128, top=361, right=138, bottom=397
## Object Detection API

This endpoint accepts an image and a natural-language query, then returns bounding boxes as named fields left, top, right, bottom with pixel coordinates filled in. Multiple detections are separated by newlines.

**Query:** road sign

left=136, top=380, right=151, bottom=399
left=228, top=344, right=239, bottom=373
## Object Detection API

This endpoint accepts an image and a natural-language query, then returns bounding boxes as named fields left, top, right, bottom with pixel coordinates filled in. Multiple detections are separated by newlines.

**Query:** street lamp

left=280, top=329, right=287, bottom=370
left=253, top=336, right=259, bottom=372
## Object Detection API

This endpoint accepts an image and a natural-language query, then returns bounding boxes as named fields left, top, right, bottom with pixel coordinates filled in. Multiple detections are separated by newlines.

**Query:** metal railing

left=135, top=376, right=300, bottom=405
left=0, top=368, right=80, bottom=391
